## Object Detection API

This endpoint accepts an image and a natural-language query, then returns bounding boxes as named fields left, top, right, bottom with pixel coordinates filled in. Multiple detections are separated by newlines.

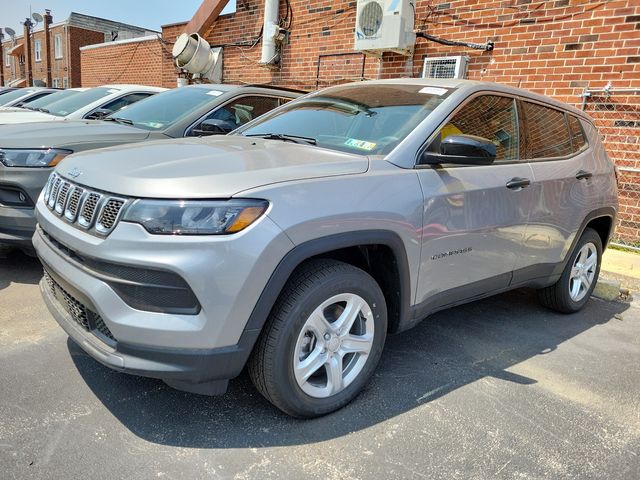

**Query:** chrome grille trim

left=54, top=181, right=71, bottom=214
left=48, top=177, right=62, bottom=209
left=64, top=186, right=84, bottom=221
left=43, top=174, right=56, bottom=203
left=78, top=192, right=102, bottom=229
left=43, top=173, right=129, bottom=237
left=96, top=198, right=127, bottom=234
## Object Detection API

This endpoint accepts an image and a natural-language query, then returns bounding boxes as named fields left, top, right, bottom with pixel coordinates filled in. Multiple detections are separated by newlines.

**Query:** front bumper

left=0, top=205, right=36, bottom=247
left=34, top=198, right=294, bottom=392
left=40, top=265, right=258, bottom=393
left=0, top=166, right=51, bottom=247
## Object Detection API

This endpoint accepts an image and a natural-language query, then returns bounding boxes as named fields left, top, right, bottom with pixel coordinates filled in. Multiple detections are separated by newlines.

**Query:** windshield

left=45, top=87, right=118, bottom=117
left=23, top=89, right=83, bottom=111
left=0, top=89, right=40, bottom=106
left=108, top=87, right=225, bottom=131
left=239, top=84, right=451, bottom=155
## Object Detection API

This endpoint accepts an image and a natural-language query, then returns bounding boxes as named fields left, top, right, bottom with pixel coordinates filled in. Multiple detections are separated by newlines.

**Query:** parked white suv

left=0, top=84, right=166, bottom=125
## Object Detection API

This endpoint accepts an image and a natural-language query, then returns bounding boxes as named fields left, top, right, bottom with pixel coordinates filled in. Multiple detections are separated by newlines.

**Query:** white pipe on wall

left=260, top=0, right=279, bottom=65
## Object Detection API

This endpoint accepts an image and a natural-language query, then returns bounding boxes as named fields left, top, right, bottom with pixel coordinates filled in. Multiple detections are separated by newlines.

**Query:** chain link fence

left=581, top=87, right=640, bottom=250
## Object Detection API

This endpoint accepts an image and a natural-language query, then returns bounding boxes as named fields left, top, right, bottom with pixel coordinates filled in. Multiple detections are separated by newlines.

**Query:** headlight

left=122, top=199, right=269, bottom=235
left=0, top=148, right=72, bottom=168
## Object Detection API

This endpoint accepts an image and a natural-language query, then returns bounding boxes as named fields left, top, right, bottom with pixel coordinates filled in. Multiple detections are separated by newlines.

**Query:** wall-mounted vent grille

left=422, top=56, right=469, bottom=79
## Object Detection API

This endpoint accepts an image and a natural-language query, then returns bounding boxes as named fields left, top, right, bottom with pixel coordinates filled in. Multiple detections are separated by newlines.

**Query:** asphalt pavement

left=1, top=248, right=639, bottom=480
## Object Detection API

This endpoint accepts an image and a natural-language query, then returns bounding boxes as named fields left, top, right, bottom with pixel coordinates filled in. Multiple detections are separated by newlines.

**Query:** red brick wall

left=81, top=37, right=169, bottom=87
left=68, top=27, right=106, bottom=87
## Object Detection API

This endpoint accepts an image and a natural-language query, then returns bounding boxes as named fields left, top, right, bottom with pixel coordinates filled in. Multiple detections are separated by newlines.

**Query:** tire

left=538, top=227, right=603, bottom=313
left=248, top=259, right=387, bottom=418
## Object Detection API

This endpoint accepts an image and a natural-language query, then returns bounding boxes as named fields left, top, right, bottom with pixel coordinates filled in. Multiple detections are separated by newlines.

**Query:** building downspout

left=44, top=10, right=53, bottom=87
left=0, top=29, right=5, bottom=87
left=260, top=0, right=279, bottom=65
left=23, top=18, right=33, bottom=87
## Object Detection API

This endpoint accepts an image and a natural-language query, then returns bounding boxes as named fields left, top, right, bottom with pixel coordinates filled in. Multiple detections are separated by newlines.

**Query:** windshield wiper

left=245, top=133, right=317, bottom=145
left=36, top=107, right=50, bottom=113
left=103, top=117, right=134, bottom=126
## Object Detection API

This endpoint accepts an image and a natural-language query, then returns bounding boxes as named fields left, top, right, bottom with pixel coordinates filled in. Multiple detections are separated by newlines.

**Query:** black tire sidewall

left=559, top=228, right=603, bottom=311
left=271, top=267, right=387, bottom=417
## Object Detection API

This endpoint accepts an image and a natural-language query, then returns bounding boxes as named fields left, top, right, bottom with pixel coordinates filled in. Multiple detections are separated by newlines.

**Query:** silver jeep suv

left=34, top=79, right=618, bottom=417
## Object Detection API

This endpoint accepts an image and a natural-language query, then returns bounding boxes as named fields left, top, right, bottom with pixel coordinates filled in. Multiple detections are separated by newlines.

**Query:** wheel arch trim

left=243, top=230, right=412, bottom=333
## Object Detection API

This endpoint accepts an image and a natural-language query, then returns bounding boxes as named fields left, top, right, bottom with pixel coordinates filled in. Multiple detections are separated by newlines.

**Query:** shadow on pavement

left=0, top=247, right=42, bottom=291
left=70, top=288, right=629, bottom=448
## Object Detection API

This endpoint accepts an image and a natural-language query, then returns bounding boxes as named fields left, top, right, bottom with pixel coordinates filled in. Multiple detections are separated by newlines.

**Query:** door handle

left=506, top=177, right=531, bottom=190
left=576, top=170, right=593, bottom=180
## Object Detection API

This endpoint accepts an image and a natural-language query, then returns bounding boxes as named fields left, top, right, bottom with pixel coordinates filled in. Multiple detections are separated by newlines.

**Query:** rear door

left=415, top=93, right=536, bottom=308
left=513, top=100, right=594, bottom=282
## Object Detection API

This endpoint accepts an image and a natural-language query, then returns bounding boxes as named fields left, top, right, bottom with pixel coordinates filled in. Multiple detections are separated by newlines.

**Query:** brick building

left=80, top=0, right=638, bottom=241
left=1, top=12, right=158, bottom=88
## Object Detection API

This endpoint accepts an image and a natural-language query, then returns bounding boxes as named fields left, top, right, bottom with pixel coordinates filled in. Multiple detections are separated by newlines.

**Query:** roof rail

left=239, top=84, right=308, bottom=94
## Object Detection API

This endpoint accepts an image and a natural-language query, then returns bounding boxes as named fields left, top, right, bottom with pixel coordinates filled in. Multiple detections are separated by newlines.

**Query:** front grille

left=64, top=187, right=84, bottom=221
left=96, top=198, right=126, bottom=234
left=45, top=172, right=128, bottom=236
left=79, top=192, right=101, bottom=228
left=43, top=269, right=116, bottom=343
left=54, top=182, right=71, bottom=214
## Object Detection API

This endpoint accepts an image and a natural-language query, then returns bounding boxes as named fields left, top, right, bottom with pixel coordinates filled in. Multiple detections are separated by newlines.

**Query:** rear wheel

left=538, top=228, right=602, bottom=313
left=248, top=259, right=387, bottom=418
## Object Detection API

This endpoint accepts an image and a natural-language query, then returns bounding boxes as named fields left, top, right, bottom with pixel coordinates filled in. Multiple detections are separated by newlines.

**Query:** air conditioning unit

left=422, top=56, right=469, bottom=79
left=354, top=0, right=415, bottom=56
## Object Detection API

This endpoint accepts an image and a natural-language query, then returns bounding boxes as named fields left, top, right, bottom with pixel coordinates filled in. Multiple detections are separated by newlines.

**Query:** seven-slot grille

left=44, top=173, right=127, bottom=236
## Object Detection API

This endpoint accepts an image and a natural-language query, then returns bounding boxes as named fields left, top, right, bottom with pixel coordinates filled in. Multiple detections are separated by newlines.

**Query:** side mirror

left=192, top=119, right=236, bottom=136
left=421, top=134, right=497, bottom=166
left=85, top=108, right=113, bottom=120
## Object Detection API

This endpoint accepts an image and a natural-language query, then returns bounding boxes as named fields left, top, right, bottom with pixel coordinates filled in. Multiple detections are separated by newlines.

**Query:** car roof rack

left=239, top=84, right=308, bottom=94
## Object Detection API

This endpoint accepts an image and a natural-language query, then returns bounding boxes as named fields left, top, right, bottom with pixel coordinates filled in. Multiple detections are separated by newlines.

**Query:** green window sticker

left=345, top=138, right=377, bottom=151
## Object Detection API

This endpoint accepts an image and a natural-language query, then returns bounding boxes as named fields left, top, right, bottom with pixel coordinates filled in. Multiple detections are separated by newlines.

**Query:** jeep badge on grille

left=67, top=167, right=82, bottom=179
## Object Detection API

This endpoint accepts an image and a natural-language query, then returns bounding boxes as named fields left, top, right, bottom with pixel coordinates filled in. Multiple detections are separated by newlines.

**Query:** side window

left=521, top=101, right=573, bottom=159
left=204, top=95, right=281, bottom=128
left=567, top=115, right=587, bottom=152
left=433, top=95, right=519, bottom=162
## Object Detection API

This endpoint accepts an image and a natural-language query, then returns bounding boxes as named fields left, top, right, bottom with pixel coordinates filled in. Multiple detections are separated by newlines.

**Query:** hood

left=55, top=136, right=369, bottom=198
left=0, top=110, right=58, bottom=125
left=0, top=120, right=150, bottom=149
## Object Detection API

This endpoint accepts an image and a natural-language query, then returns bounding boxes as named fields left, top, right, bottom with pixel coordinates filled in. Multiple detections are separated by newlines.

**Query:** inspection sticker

left=419, top=87, right=448, bottom=95
left=206, top=90, right=224, bottom=96
left=345, top=138, right=377, bottom=151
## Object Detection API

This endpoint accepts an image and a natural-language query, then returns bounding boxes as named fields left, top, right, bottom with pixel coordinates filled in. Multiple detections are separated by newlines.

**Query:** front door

left=415, top=94, right=535, bottom=310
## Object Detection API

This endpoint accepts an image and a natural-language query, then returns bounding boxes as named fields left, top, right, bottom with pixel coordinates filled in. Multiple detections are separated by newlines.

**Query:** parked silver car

left=0, top=84, right=300, bottom=249
left=34, top=79, right=618, bottom=417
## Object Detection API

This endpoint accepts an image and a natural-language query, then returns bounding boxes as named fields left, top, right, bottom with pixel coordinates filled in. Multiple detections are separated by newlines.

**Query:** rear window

left=567, top=114, right=588, bottom=152
left=521, top=101, right=573, bottom=159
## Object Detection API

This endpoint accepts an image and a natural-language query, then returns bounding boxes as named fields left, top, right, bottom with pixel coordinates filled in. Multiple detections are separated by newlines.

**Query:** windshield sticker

left=345, top=138, right=377, bottom=151
left=419, top=87, right=448, bottom=96
left=107, top=89, right=119, bottom=93
left=206, top=90, right=224, bottom=96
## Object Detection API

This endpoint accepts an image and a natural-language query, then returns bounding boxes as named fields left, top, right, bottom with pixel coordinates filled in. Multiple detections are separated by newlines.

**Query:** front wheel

left=538, top=227, right=603, bottom=313
left=248, top=259, right=387, bottom=418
